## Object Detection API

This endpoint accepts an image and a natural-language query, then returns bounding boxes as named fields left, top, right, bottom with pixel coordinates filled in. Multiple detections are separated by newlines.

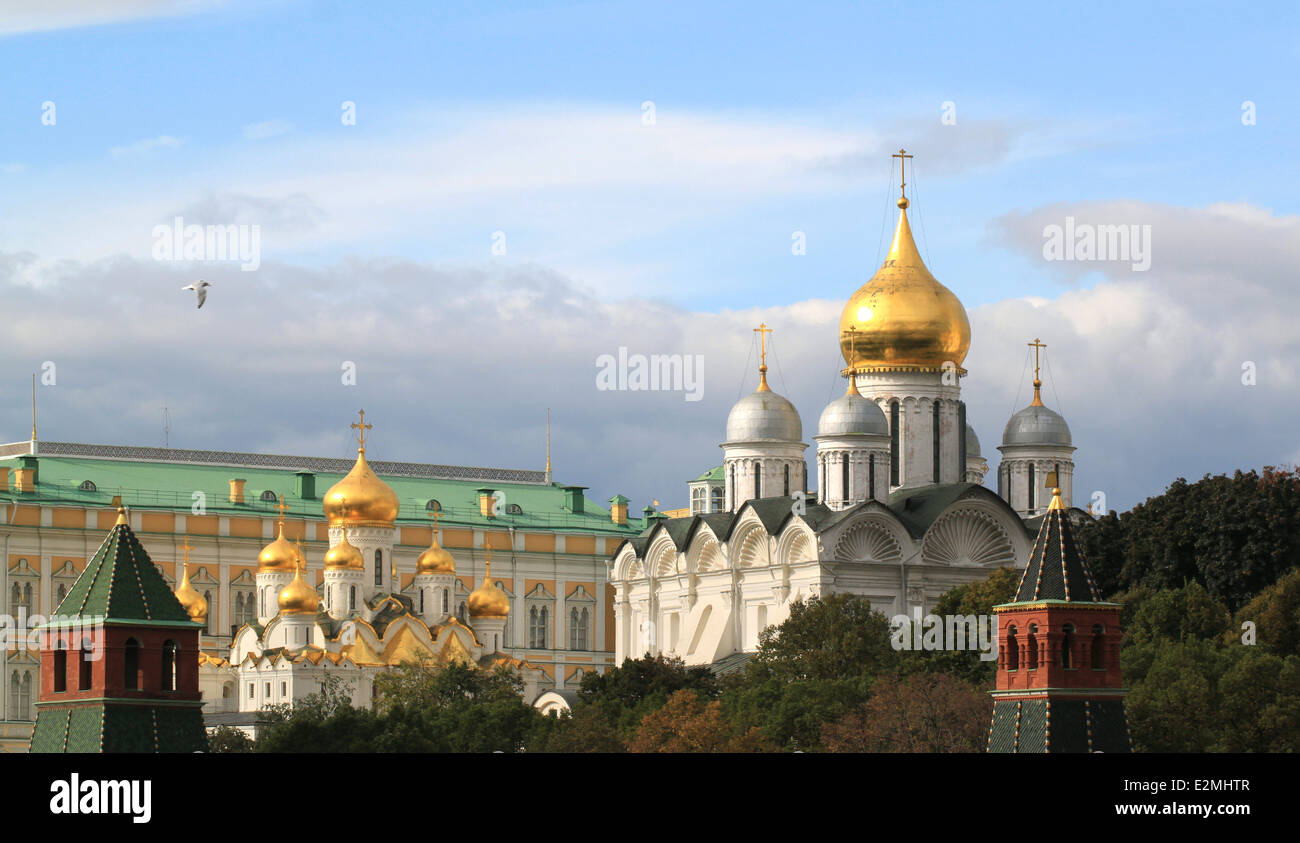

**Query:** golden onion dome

left=174, top=563, right=208, bottom=625
left=258, top=522, right=301, bottom=573
left=467, top=559, right=509, bottom=619
left=323, top=530, right=365, bottom=571
left=278, top=559, right=320, bottom=615
left=415, top=532, right=455, bottom=576
left=322, top=446, right=400, bottom=527
left=840, top=203, right=971, bottom=374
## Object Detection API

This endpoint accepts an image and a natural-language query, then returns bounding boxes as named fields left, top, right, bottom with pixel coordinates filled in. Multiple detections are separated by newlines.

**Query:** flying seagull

left=181, top=280, right=212, bottom=309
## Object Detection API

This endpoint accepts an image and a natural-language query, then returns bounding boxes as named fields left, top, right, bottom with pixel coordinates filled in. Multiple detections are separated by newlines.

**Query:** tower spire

left=754, top=322, right=773, bottom=392
left=1027, top=338, right=1047, bottom=406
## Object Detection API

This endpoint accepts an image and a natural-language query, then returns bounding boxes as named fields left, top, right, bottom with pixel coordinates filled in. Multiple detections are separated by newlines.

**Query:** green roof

left=55, top=513, right=196, bottom=624
left=1, top=444, right=643, bottom=536
left=1013, top=501, right=1101, bottom=603
left=691, top=466, right=724, bottom=483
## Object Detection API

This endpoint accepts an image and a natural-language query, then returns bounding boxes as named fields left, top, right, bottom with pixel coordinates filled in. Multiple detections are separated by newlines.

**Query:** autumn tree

left=821, top=673, right=990, bottom=753
left=627, top=690, right=771, bottom=753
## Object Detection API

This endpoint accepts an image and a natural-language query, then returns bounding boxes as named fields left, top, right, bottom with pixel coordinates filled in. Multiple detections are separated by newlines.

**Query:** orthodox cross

left=1028, top=338, right=1047, bottom=405
left=351, top=409, right=372, bottom=448
left=892, top=148, right=914, bottom=200
left=754, top=322, right=773, bottom=390
left=179, top=536, right=194, bottom=579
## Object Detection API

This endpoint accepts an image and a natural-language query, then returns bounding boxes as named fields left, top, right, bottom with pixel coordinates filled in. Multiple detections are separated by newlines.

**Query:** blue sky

left=0, top=0, right=1297, bottom=514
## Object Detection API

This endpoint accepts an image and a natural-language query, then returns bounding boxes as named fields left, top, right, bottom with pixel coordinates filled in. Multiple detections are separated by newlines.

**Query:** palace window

left=204, top=591, right=214, bottom=634
left=260, top=490, right=278, bottom=502
left=506, top=503, right=523, bottom=515
left=56, top=583, right=67, bottom=606
left=711, top=487, right=723, bottom=512
left=691, top=487, right=705, bottom=515
left=79, top=480, right=97, bottom=492
left=10, top=671, right=33, bottom=720
left=425, top=499, right=442, bottom=512
left=569, top=607, right=589, bottom=651
left=529, top=606, right=549, bottom=649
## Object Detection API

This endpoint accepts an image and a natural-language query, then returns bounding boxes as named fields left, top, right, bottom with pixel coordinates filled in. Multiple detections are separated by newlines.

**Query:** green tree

left=748, top=593, right=898, bottom=682
left=206, top=725, right=252, bottom=753
left=1233, top=568, right=1300, bottom=657
left=821, top=672, right=990, bottom=753
left=577, top=654, right=719, bottom=736
left=903, top=566, right=1020, bottom=686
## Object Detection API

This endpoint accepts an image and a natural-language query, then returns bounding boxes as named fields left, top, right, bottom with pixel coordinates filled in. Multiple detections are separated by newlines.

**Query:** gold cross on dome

left=274, top=494, right=290, bottom=522
left=753, top=322, right=772, bottom=366
left=892, top=148, right=914, bottom=199
left=351, top=409, right=373, bottom=448
left=178, top=536, right=194, bottom=562
left=1027, top=338, right=1047, bottom=381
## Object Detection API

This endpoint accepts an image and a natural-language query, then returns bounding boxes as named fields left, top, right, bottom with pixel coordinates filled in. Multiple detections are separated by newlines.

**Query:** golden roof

left=323, top=529, right=365, bottom=571
left=278, top=556, right=320, bottom=615
left=415, top=532, right=455, bottom=575
left=840, top=200, right=970, bottom=374
left=258, top=521, right=302, bottom=574
left=174, top=562, right=207, bottom=625
left=467, top=559, right=509, bottom=619
left=322, top=446, right=400, bottom=527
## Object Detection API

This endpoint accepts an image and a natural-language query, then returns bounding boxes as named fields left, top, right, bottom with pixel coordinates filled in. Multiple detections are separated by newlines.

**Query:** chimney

left=562, top=486, right=587, bottom=514
left=477, top=488, right=496, bottom=518
left=229, top=478, right=247, bottom=504
left=609, top=494, right=629, bottom=526
left=19, top=455, right=38, bottom=484
left=13, top=467, right=34, bottom=493
left=0, top=468, right=9, bottom=493
left=642, top=505, right=667, bottom=528
left=295, top=471, right=316, bottom=500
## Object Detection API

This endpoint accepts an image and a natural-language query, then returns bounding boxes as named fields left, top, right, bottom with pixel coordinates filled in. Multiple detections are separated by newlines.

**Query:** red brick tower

left=987, top=488, right=1131, bottom=752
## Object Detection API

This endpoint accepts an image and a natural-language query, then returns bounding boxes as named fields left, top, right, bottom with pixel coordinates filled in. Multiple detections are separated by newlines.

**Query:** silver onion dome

left=966, top=423, right=982, bottom=457
left=1002, top=404, right=1072, bottom=447
left=817, top=392, right=888, bottom=437
left=725, top=389, right=803, bottom=442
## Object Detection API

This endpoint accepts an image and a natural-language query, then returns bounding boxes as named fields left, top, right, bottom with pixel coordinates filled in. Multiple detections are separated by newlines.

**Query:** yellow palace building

left=0, top=412, right=645, bottom=748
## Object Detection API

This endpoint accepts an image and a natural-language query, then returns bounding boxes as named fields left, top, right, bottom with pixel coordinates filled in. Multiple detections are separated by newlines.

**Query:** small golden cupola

left=322, top=410, right=401, bottom=527
left=415, top=522, right=455, bottom=576
left=258, top=500, right=302, bottom=574
left=840, top=150, right=971, bottom=375
left=173, top=542, right=207, bottom=625
left=323, top=528, right=365, bottom=571
left=467, top=551, right=509, bottom=619
left=278, top=551, right=320, bottom=615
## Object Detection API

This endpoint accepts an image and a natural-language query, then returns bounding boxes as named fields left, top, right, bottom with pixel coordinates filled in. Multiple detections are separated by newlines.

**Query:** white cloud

left=0, top=0, right=228, bottom=36
left=109, top=135, right=184, bottom=158
left=242, top=119, right=293, bottom=141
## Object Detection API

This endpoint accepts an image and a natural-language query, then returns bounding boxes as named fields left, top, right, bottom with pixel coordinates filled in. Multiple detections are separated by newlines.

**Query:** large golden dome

left=322, top=446, right=400, bottom=527
left=258, top=522, right=301, bottom=573
left=840, top=203, right=970, bottom=373
left=467, top=560, right=509, bottom=619
left=174, top=563, right=208, bottom=625
left=323, top=529, right=365, bottom=571
left=278, top=559, right=320, bottom=615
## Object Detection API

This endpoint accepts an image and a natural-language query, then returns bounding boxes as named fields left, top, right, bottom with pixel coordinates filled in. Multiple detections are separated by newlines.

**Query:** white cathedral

left=610, top=163, right=1081, bottom=666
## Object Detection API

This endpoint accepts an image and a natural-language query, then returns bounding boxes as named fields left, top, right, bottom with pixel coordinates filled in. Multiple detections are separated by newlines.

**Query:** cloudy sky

left=0, top=0, right=1296, bottom=515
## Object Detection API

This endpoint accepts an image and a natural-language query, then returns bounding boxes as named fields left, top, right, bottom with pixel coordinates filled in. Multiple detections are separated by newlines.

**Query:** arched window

left=711, top=486, right=723, bottom=512
left=529, top=606, right=549, bottom=649
left=442, top=590, right=449, bottom=614
left=419, top=589, right=425, bottom=614
left=19, top=671, right=32, bottom=720
left=754, top=462, right=762, bottom=499
left=56, top=583, right=67, bottom=606
left=53, top=644, right=67, bottom=693
left=784, top=464, right=791, bottom=497
left=729, top=465, right=736, bottom=508
left=425, top=499, right=442, bottom=512
left=23, top=583, right=32, bottom=610
left=349, top=586, right=357, bottom=611
left=1061, top=624, right=1075, bottom=668
left=506, top=503, right=522, bottom=515
left=79, top=480, right=97, bottom=492
left=841, top=455, right=849, bottom=501
left=10, top=583, right=20, bottom=618
left=1006, top=625, right=1019, bottom=671
left=204, top=591, right=214, bottom=634
left=162, top=640, right=179, bottom=691
left=869, top=453, right=876, bottom=500
left=8, top=671, right=19, bottom=719
left=1026, top=624, right=1039, bottom=670
left=691, top=487, right=705, bottom=515
left=374, top=550, right=383, bottom=586
left=458, top=601, right=467, bottom=620
left=1091, top=624, right=1105, bottom=670
left=79, top=638, right=94, bottom=690
left=889, top=400, right=900, bottom=486
left=1028, top=464, right=1036, bottom=511
left=124, top=638, right=141, bottom=690
left=260, top=490, right=278, bottom=502
left=932, top=400, right=941, bottom=483
left=569, top=607, right=589, bottom=651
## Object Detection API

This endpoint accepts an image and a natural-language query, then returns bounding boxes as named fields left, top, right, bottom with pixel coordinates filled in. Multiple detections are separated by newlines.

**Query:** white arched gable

left=832, top=516, right=906, bottom=564
left=613, top=545, right=644, bottom=582
left=646, top=534, right=680, bottom=578
left=920, top=502, right=1025, bottom=568
left=685, top=524, right=724, bottom=574
left=775, top=519, right=818, bottom=566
